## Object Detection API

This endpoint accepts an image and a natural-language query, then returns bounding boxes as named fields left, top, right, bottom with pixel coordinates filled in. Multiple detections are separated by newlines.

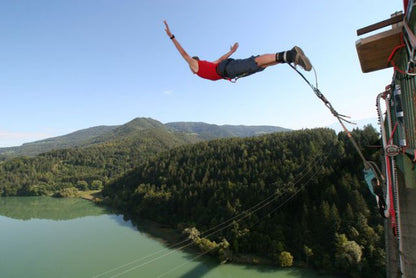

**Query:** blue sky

left=0, top=0, right=403, bottom=147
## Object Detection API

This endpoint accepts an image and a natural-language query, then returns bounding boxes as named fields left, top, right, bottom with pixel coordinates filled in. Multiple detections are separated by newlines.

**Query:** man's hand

left=213, top=42, right=239, bottom=64
left=163, top=20, right=198, bottom=73
left=164, top=20, right=173, bottom=38
left=230, top=42, right=239, bottom=53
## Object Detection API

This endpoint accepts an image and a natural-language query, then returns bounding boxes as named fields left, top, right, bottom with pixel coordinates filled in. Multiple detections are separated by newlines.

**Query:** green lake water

left=0, top=197, right=334, bottom=278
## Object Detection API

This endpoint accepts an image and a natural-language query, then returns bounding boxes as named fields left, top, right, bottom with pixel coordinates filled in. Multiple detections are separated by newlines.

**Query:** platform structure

left=356, top=13, right=404, bottom=73
left=356, top=3, right=416, bottom=278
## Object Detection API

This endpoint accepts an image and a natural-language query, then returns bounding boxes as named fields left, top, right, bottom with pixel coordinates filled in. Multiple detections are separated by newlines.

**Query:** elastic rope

left=289, top=65, right=368, bottom=163
left=289, top=64, right=385, bottom=185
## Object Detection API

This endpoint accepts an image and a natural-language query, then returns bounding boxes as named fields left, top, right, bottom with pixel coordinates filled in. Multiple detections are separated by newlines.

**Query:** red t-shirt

left=196, top=60, right=222, bottom=81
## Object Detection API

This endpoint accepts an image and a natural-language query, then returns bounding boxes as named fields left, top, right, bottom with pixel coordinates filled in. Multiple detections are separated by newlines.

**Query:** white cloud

left=163, top=90, right=173, bottom=95
left=0, top=130, right=52, bottom=148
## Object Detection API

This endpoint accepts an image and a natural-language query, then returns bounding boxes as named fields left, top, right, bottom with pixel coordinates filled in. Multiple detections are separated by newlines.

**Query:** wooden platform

left=356, top=25, right=403, bottom=73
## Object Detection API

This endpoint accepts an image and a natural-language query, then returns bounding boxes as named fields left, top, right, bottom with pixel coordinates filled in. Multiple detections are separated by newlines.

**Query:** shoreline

left=79, top=194, right=309, bottom=270
left=102, top=207, right=277, bottom=267
left=133, top=217, right=275, bottom=266
left=77, top=190, right=102, bottom=201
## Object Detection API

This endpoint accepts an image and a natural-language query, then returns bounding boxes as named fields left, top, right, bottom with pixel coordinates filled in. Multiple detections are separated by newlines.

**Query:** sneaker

left=292, top=46, right=312, bottom=71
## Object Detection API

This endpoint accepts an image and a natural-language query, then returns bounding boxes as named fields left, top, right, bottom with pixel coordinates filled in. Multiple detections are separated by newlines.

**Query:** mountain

left=86, top=118, right=167, bottom=144
left=0, top=117, right=289, bottom=196
left=0, top=125, right=117, bottom=159
left=0, top=118, right=174, bottom=160
left=166, top=122, right=290, bottom=139
left=0, top=118, right=289, bottom=160
left=0, top=118, right=203, bottom=196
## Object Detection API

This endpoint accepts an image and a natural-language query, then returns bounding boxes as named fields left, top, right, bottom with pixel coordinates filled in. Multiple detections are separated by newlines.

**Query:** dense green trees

left=103, top=126, right=385, bottom=277
left=183, top=227, right=231, bottom=263
left=0, top=124, right=385, bottom=277
left=0, top=127, right=198, bottom=197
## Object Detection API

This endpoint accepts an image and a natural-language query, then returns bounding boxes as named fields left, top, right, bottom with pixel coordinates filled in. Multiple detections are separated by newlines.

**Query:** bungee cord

left=289, top=64, right=369, bottom=165
left=289, top=64, right=386, bottom=199
left=288, top=65, right=355, bottom=125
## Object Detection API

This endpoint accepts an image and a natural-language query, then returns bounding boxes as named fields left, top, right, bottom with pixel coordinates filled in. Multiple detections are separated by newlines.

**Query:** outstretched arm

left=213, top=42, right=239, bottom=64
left=164, top=20, right=198, bottom=73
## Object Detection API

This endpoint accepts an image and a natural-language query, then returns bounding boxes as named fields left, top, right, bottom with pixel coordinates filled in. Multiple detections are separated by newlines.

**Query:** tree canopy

left=103, top=126, right=385, bottom=277
left=0, top=124, right=385, bottom=277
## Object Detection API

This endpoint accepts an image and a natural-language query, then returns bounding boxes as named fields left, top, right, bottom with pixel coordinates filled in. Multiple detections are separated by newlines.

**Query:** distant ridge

left=0, top=125, right=118, bottom=158
left=0, top=117, right=289, bottom=159
left=165, top=122, right=290, bottom=139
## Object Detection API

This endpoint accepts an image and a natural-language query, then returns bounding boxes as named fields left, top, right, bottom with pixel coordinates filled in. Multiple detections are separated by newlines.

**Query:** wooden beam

left=357, top=14, right=404, bottom=36
left=356, top=26, right=403, bottom=73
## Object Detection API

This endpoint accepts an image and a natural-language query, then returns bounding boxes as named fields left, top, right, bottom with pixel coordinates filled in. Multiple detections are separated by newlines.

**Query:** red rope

left=385, top=112, right=399, bottom=235
left=387, top=31, right=416, bottom=75
left=382, top=152, right=397, bottom=236
left=388, top=122, right=399, bottom=145
left=388, top=42, right=407, bottom=74
left=386, top=157, right=398, bottom=235
left=383, top=106, right=400, bottom=235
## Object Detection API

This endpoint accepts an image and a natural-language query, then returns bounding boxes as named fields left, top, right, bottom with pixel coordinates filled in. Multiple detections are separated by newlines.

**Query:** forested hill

left=103, top=127, right=385, bottom=277
left=0, top=125, right=118, bottom=159
left=0, top=121, right=202, bottom=196
left=0, top=117, right=288, bottom=196
left=0, top=117, right=288, bottom=159
left=0, top=118, right=173, bottom=159
left=165, top=122, right=289, bottom=139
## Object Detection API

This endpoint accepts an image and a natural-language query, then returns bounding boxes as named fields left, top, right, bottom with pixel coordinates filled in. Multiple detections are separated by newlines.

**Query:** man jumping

left=164, top=20, right=312, bottom=82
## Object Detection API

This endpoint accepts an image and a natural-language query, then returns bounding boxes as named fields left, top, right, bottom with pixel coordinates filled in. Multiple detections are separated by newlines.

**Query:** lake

left=0, top=197, right=333, bottom=278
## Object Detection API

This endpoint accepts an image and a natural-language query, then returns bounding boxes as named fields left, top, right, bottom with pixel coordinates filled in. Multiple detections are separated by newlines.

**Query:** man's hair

left=192, top=56, right=200, bottom=61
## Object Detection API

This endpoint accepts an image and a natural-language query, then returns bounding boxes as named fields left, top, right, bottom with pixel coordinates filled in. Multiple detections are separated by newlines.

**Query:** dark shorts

left=216, top=56, right=265, bottom=79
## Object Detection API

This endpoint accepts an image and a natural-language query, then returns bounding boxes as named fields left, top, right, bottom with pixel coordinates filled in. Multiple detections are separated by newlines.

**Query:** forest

left=103, top=127, right=385, bottom=278
left=0, top=126, right=198, bottom=196
left=0, top=124, right=385, bottom=277
left=0, top=118, right=283, bottom=196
